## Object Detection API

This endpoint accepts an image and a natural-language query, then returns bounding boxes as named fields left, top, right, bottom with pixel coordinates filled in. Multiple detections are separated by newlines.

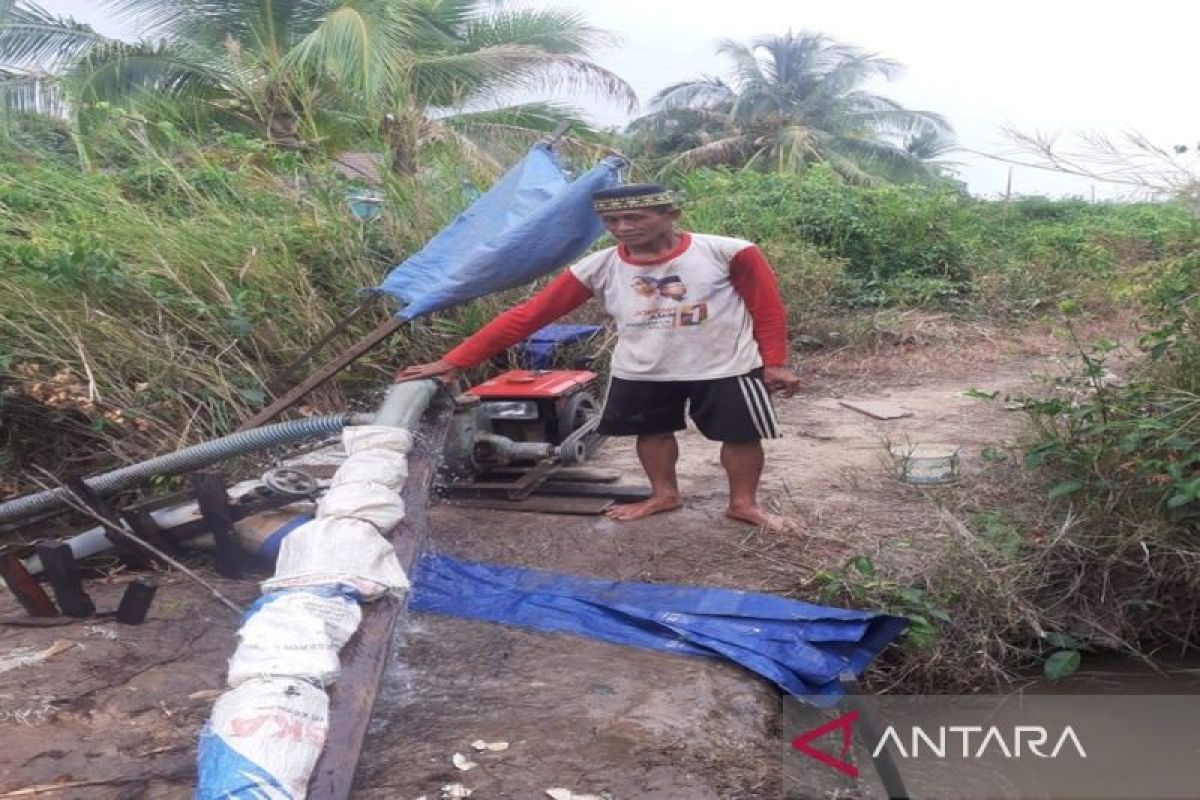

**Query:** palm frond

left=412, top=44, right=636, bottom=112
left=661, top=133, right=754, bottom=172
left=842, top=104, right=953, bottom=140
left=67, top=40, right=225, bottom=104
left=280, top=3, right=403, bottom=100
left=97, top=0, right=190, bottom=39
left=714, top=38, right=765, bottom=91
left=0, top=1, right=108, bottom=70
left=648, top=76, right=733, bottom=111
left=830, top=135, right=934, bottom=183
left=441, top=100, right=589, bottom=131
left=406, top=0, right=483, bottom=36
left=464, top=8, right=615, bottom=54
left=821, top=150, right=884, bottom=185
left=628, top=106, right=730, bottom=137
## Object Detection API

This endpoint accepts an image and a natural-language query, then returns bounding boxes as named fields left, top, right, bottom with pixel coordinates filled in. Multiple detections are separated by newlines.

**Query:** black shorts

left=597, top=368, right=781, bottom=442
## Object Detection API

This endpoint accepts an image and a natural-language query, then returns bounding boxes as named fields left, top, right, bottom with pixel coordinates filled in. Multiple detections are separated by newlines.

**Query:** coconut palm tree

left=0, top=0, right=636, bottom=172
left=628, top=30, right=953, bottom=184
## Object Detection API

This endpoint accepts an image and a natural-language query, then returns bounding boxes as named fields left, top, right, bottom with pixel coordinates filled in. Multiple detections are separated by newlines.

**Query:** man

left=396, top=183, right=801, bottom=530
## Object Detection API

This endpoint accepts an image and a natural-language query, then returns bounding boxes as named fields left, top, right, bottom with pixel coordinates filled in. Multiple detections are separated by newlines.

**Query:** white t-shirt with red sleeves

left=569, top=233, right=763, bottom=381
left=443, top=231, right=789, bottom=380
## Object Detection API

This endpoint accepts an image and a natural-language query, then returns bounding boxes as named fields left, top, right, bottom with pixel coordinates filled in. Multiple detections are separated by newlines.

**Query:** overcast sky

left=32, top=0, right=1199, bottom=198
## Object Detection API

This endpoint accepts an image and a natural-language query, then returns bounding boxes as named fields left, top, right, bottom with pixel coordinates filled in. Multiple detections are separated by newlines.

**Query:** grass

left=0, top=119, right=492, bottom=490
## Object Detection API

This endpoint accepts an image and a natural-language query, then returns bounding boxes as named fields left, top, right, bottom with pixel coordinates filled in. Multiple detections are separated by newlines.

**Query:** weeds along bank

left=0, top=119, right=508, bottom=494
left=809, top=260, right=1200, bottom=691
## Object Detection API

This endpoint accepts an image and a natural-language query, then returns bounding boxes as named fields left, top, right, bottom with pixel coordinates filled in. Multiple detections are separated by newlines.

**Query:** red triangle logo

left=791, top=709, right=860, bottom=779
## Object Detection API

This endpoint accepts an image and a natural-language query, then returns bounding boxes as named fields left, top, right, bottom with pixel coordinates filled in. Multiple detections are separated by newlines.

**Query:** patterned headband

left=592, top=192, right=676, bottom=212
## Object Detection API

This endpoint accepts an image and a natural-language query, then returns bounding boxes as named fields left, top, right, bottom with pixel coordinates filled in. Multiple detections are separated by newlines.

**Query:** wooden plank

left=446, top=495, right=614, bottom=515
left=0, top=553, right=58, bottom=618
left=838, top=399, right=914, bottom=420
left=307, top=395, right=452, bottom=800
left=482, top=466, right=622, bottom=484
left=115, top=579, right=158, bottom=625
left=837, top=674, right=910, bottom=799
left=534, top=482, right=652, bottom=501
left=440, top=481, right=652, bottom=502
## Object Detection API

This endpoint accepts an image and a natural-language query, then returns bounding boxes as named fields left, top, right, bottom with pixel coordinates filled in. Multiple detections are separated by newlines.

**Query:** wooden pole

left=236, top=317, right=407, bottom=432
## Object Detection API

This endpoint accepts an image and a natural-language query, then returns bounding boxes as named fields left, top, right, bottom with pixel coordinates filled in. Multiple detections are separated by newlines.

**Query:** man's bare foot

left=606, top=494, right=684, bottom=521
left=726, top=503, right=796, bottom=532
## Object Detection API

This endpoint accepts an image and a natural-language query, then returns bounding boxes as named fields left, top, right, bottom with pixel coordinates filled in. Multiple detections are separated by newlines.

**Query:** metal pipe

left=18, top=477, right=276, bottom=575
left=9, top=382, right=434, bottom=562
left=373, top=380, right=439, bottom=429
left=0, top=413, right=373, bottom=525
left=473, top=434, right=554, bottom=467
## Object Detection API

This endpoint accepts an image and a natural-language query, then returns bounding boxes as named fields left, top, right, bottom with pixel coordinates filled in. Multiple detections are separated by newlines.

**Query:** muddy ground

left=0, top=318, right=1121, bottom=798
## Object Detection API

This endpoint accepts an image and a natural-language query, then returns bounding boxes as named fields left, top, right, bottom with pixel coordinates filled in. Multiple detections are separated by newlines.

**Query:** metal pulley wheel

left=557, top=390, right=600, bottom=443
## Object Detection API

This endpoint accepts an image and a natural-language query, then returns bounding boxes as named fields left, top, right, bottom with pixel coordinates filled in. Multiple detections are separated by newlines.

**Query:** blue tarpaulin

left=378, top=145, right=623, bottom=320
left=409, top=554, right=908, bottom=705
left=519, top=323, right=603, bottom=369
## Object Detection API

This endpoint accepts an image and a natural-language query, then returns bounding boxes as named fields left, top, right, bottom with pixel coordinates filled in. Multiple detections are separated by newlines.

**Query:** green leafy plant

left=814, top=555, right=952, bottom=651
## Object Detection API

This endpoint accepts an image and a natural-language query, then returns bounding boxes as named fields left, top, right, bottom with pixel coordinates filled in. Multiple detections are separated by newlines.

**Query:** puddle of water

left=1024, top=654, right=1200, bottom=694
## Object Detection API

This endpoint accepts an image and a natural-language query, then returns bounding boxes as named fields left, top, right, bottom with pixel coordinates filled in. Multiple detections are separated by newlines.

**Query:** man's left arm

left=729, top=245, right=801, bottom=397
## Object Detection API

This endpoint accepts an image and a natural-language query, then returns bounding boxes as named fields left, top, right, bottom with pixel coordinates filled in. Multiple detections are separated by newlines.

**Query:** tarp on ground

left=409, top=554, right=908, bottom=705
left=378, top=145, right=623, bottom=320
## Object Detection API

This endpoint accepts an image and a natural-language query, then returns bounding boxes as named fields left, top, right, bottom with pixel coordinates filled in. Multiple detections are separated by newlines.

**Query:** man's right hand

left=393, top=359, right=461, bottom=385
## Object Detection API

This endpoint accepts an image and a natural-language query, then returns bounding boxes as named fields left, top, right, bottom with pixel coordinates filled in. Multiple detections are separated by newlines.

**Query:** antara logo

left=792, top=713, right=1087, bottom=778
left=873, top=725, right=1088, bottom=760
left=791, top=710, right=860, bottom=779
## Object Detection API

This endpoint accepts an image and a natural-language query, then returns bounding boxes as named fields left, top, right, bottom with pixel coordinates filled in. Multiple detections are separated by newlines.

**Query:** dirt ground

left=0, top=317, right=1118, bottom=798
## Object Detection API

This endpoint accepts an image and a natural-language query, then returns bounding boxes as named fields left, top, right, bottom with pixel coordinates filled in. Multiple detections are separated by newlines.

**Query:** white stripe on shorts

left=736, top=376, right=768, bottom=438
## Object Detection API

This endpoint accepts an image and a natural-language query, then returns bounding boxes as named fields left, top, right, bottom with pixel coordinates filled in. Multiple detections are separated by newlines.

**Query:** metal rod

left=191, top=472, right=243, bottom=579
left=236, top=317, right=408, bottom=432
left=36, top=541, right=94, bottom=618
left=276, top=291, right=384, bottom=385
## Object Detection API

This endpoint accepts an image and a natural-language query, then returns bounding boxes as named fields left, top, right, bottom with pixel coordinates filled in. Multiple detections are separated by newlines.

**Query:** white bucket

left=890, top=443, right=960, bottom=485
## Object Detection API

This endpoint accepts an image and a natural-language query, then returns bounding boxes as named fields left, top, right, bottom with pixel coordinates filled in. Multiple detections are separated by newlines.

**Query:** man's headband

left=592, top=184, right=676, bottom=213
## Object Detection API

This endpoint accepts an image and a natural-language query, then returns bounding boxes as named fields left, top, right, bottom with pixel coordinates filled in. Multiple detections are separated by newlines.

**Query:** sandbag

left=196, top=677, right=329, bottom=800
left=226, top=588, right=362, bottom=688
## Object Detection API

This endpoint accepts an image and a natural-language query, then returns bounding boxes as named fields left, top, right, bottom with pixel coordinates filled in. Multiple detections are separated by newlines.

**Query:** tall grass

left=680, top=167, right=1199, bottom=314
left=0, top=115, right=488, bottom=493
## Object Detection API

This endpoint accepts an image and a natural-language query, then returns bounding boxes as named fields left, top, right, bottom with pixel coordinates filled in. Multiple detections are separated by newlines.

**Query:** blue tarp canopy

left=378, top=145, right=623, bottom=320
left=410, top=554, right=908, bottom=705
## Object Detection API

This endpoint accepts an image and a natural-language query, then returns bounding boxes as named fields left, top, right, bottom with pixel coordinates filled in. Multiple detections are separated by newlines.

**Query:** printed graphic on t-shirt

left=568, top=233, right=764, bottom=380
left=627, top=274, right=709, bottom=330
left=628, top=274, right=688, bottom=300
